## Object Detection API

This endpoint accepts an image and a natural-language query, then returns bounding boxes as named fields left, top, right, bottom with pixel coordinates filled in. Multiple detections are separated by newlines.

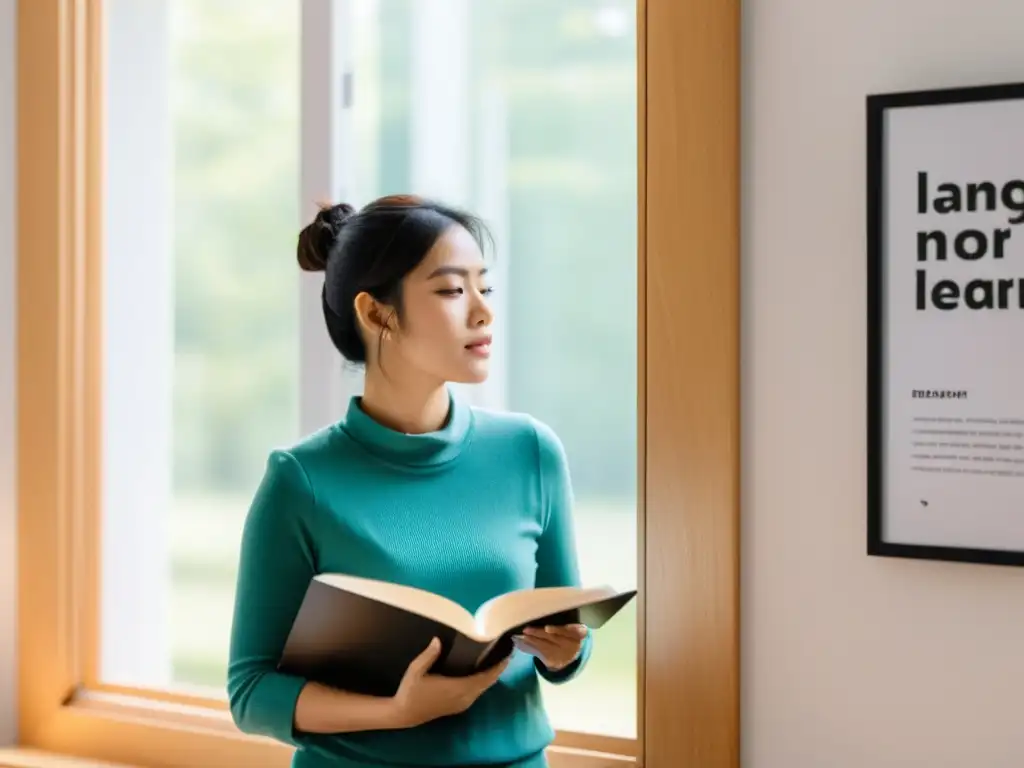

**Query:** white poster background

left=883, top=96, right=1024, bottom=552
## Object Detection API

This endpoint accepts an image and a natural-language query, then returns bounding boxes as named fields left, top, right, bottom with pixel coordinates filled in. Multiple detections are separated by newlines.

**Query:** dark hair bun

left=297, top=202, right=356, bottom=272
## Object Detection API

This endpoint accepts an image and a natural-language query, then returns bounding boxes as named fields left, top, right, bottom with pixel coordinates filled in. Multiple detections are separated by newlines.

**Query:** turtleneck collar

left=340, top=388, right=474, bottom=468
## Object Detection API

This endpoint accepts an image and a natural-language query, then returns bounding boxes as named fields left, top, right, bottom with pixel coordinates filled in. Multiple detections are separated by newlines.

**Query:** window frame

left=15, top=0, right=740, bottom=766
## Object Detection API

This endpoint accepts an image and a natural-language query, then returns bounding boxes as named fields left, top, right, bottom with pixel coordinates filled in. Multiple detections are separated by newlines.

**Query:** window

left=99, top=0, right=634, bottom=737
left=15, top=1, right=740, bottom=766
left=100, top=0, right=637, bottom=739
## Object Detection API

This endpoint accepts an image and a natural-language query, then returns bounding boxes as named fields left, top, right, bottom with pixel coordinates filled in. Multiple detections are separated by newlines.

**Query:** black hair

left=296, top=194, right=491, bottom=365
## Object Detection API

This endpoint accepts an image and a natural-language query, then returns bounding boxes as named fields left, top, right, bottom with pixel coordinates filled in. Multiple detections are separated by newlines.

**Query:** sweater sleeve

left=227, top=449, right=317, bottom=746
left=531, top=419, right=593, bottom=684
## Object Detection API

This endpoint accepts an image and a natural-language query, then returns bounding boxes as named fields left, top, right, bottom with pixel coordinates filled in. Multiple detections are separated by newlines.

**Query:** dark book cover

left=277, top=579, right=636, bottom=698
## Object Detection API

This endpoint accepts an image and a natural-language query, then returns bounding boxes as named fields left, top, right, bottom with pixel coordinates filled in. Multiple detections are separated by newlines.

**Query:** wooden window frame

left=13, top=0, right=739, bottom=766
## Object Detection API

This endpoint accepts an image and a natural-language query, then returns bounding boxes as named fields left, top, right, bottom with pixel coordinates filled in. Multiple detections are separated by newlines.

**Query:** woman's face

left=383, top=224, right=495, bottom=385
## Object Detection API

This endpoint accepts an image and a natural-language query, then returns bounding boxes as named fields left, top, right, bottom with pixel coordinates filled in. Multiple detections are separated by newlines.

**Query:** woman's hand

left=512, top=624, right=588, bottom=671
left=392, top=638, right=511, bottom=728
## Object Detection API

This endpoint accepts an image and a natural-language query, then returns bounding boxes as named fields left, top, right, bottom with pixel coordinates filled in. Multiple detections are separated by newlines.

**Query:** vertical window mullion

left=299, top=0, right=360, bottom=436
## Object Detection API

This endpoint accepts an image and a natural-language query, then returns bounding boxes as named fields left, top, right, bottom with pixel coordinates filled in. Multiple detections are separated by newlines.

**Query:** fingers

left=406, top=637, right=441, bottom=678
left=532, top=624, right=588, bottom=640
left=512, top=633, right=563, bottom=658
left=521, top=626, right=586, bottom=648
left=513, top=626, right=585, bottom=668
left=489, top=656, right=511, bottom=681
left=464, top=654, right=509, bottom=690
left=487, top=652, right=512, bottom=677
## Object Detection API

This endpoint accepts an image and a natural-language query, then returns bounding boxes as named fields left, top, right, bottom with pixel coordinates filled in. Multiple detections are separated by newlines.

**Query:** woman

left=227, top=195, right=592, bottom=768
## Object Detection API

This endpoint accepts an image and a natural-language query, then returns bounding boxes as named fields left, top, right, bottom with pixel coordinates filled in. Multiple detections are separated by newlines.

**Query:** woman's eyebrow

left=425, top=266, right=489, bottom=279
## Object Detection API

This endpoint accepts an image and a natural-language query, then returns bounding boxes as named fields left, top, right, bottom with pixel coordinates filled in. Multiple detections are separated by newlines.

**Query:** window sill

left=0, top=749, right=138, bottom=768
left=12, top=688, right=636, bottom=768
left=1, top=744, right=634, bottom=768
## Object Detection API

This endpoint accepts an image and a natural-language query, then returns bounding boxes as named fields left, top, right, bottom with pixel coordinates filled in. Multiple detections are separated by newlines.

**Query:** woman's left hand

left=512, top=624, right=588, bottom=671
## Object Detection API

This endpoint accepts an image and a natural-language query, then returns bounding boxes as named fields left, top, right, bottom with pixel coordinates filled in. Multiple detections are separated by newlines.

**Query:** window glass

left=101, top=0, right=301, bottom=690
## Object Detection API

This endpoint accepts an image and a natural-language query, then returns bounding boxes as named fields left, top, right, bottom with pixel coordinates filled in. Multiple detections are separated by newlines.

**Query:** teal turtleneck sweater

left=226, top=391, right=592, bottom=768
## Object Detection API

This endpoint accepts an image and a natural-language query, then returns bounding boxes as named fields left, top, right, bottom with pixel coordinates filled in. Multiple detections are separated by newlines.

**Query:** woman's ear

left=353, top=291, right=397, bottom=338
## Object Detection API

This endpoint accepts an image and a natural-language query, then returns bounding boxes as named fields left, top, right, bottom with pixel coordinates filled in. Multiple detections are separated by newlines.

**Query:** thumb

left=405, top=637, right=442, bottom=678
left=475, top=652, right=511, bottom=686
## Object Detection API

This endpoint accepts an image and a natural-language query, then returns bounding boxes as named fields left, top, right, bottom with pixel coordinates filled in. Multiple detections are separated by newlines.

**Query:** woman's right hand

left=392, top=637, right=510, bottom=727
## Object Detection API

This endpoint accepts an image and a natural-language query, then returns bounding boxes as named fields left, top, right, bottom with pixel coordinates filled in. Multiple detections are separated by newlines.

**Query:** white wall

left=0, top=0, right=17, bottom=747
left=743, top=2, right=1024, bottom=767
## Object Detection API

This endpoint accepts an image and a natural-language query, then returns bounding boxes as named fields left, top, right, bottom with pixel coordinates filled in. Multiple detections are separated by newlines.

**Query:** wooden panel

left=644, top=0, right=741, bottom=766
left=17, top=0, right=81, bottom=739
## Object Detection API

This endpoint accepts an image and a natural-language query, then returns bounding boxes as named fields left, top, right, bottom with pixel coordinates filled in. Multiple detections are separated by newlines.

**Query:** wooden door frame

left=13, top=1, right=739, bottom=766
left=642, top=1, right=740, bottom=764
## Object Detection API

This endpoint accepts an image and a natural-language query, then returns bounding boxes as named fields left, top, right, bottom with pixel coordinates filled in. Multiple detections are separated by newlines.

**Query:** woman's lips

left=465, top=336, right=492, bottom=358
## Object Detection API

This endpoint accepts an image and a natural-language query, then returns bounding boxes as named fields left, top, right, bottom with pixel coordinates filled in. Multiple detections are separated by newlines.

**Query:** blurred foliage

left=170, top=0, right=301, bottom=492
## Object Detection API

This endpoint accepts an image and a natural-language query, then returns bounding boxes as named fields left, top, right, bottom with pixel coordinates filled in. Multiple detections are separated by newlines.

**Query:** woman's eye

left=435, top=286, right=494, bottom=297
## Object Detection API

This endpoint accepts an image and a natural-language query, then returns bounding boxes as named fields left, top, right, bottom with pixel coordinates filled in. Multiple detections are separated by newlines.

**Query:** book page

left=473, top=585, right=619, bottom=638
left=314, top=573, right=478, bottom=637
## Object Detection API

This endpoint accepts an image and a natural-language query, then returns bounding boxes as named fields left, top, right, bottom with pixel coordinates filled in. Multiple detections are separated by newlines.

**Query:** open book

left=278, top=573, right=636, bottom=697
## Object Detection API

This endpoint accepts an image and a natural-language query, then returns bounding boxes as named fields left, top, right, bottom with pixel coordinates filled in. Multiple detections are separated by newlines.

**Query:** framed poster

left=867, top=81, right=1024, bottom=567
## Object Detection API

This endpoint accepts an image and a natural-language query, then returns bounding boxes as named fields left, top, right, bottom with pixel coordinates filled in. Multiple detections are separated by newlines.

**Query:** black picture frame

left=866, top=80, right=1024, bottom=568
